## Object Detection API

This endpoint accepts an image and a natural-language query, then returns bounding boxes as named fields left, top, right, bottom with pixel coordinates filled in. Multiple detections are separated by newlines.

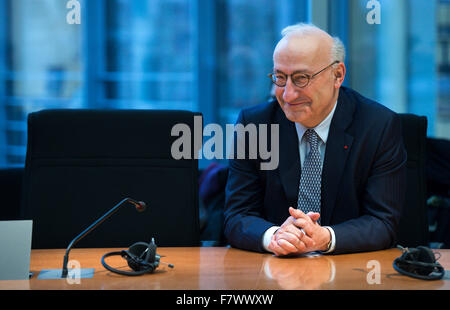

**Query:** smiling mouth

left=287, top=101, right=310, bottom=106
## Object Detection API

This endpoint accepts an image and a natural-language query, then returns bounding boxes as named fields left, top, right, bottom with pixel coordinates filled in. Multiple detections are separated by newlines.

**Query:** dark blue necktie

left=297, top=129, right=322, bottom=222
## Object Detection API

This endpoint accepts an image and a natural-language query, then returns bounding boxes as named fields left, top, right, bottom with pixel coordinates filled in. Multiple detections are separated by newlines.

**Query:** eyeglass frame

left=268, top=60, right=340, bottom=88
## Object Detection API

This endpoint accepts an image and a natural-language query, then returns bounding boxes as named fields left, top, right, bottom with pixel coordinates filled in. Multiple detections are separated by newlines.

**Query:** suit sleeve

left=223, top=111, right=274, bottom=252
left=331, top=113, right=407, bottom=254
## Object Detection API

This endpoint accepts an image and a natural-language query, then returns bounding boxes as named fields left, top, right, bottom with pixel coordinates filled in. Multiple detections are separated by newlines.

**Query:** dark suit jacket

left=223, top=86, right=407, bottom=254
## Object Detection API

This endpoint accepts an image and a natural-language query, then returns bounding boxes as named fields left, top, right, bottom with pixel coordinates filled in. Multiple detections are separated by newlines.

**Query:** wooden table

left=1, top=247, right=449, bottom=290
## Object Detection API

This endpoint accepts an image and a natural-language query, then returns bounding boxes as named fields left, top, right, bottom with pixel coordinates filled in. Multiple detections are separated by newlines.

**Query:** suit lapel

left=276, top=106, right=301, bottom=207
left=321, top=88, right=355, bottom=225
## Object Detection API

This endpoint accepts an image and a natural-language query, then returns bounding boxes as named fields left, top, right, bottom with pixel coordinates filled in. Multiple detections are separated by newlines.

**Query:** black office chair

left=426, top=137, right=450, bottom=248
left=0, top=168, right=23, bottom=220
left=396, top=113, right=428, bottom=248
left=21, top=109, right=201, bottom=249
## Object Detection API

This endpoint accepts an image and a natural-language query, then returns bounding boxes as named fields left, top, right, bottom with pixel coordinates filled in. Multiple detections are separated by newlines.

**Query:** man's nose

left=282, top=78, right=299, bottom=103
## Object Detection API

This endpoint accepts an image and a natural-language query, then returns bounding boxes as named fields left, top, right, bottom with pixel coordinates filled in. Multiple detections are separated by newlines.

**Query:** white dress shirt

left=262, top=101, right=338, bottom=254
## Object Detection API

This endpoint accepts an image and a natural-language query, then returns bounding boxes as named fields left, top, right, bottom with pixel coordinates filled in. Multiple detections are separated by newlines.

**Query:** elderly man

left=224, top=23, right=407, bottom=255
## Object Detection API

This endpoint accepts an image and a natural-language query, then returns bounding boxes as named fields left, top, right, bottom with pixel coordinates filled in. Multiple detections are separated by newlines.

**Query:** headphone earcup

left=125, top=242, right=153, bottom=272
left=128, top=242, right=150, bottom=257
left=416, top=246, right=436, bottom=264
left=122, top=250, right=142, bottom=271
left=146, top=242, right=157, bottom=264
left=415, top=246, right=436, bottom=275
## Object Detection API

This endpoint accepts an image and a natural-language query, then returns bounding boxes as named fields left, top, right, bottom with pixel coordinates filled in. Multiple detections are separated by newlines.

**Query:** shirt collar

left=295, top=101, right=338, bottom=144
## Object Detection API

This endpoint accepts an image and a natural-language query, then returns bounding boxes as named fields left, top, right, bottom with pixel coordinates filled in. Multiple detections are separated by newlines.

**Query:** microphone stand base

left=37, top=268, right=95, bottom=280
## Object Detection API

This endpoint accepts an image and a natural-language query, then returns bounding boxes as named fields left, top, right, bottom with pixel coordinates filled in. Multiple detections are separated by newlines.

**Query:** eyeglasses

left=268, top=60, right=340, bottom=88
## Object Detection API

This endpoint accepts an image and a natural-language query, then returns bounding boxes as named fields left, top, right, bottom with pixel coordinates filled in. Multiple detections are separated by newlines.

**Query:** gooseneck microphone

left=61, top=198, right=147, bottom=278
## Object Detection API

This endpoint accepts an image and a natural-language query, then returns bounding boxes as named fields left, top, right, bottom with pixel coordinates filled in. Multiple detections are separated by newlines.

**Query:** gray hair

left=281, top=23, right=346, bottom=64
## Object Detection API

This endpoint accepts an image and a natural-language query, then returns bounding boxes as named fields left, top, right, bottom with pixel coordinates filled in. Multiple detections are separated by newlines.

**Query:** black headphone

left=101, top=238, right=173, bottom=276
left=393, top=245, right=445, bottom=281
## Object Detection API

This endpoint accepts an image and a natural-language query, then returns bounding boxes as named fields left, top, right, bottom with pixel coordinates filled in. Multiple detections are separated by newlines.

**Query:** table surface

left=1, top=247, right=449, bottom=290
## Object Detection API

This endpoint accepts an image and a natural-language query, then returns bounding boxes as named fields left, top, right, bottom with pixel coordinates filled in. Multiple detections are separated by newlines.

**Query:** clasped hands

left=268, top=207, right=331, bottom=256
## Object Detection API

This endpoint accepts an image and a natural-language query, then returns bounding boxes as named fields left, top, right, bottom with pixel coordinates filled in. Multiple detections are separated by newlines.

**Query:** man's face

left=273, top=34, right=344, bottom=128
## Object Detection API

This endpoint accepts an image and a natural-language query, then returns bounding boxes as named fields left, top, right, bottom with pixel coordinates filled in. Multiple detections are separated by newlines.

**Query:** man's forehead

left=273, top=34, right=330, bottom=68
left=274, top=34, right=326, bottom=56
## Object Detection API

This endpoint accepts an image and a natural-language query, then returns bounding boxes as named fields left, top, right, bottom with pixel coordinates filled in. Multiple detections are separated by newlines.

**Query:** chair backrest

left=21, top=109, right=201, bottom=249
left=0, top=168, right=23, bottom=221
left=397, top=113, right=428, bottom=247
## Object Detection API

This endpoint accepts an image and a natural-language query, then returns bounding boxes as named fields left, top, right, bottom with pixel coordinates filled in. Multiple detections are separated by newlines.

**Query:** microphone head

left=126, top=198, right=147, bottom=212
left=135, top=201, right=147, bottom=212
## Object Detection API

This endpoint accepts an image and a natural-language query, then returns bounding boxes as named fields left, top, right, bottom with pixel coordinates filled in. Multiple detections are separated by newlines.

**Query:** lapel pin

left=344, top=145, right=349, bottom=150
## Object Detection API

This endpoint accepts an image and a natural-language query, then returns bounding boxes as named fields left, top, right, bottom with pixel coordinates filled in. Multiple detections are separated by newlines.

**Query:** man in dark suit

left=224, top=23, right=407, bottom=255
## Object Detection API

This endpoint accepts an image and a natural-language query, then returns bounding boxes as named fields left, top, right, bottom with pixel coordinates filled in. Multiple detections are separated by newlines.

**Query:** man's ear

left=334, top=62, right=346, bottom=88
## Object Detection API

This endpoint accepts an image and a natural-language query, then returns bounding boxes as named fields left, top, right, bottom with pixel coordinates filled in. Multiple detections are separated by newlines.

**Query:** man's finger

left=278, top=225, right=303, bottom=240
left=289, top=207, right=321, bottom=224
left=277, top=238, right=298, bottom=253
left=299, top=233, right=316, bottom=249
left=289, top=207, right=314, bottom=222
left=275, top=229, right=311, bottom=254
left=284, top=223, right=315, bottom=249
left=275, top=230, right=299, bottom=245
left=269, top=239, right=289, bottom=256
left=294, top=218, right=315, bottom=236
left=306, top=212, right=321, bottom=222
left=289, top=207, right=305, bottom=218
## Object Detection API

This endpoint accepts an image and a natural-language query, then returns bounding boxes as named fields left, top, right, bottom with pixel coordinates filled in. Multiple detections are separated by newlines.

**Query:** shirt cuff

left=262, top=226, right=280, bottom=252
left=322, top=226, right=336, bottom=253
